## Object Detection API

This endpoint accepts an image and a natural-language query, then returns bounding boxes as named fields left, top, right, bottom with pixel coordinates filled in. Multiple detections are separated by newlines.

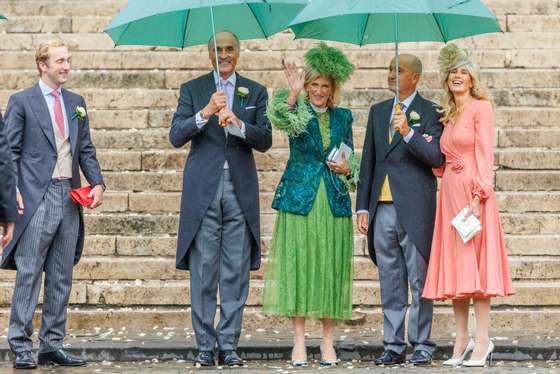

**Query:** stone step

left=0, top=1, right=125, bottom=17
left=1, top=13, right=553, bottom=39
left=0, top=48, right=504, bottom=70
left=507, top=15, right=560, bottom=32
left=22, top=107, right=559, bottom=131
left=0, top=279, right=557, bottom=309
left=4, top=68, right=560, bottom=90
left=0, top=256, right=556, bottom=283
left=93, top=147, right=560, bottom=172
left=0, top=47, right=556, bottom=70
left=495, top=191, right=560, bottom=213
left=0, top=256, right=560, bottom=284
left=0, top=305, right=557, bottom=336
left=82, top=211, right=560, bottom=237
left=496, top=170, right=560, bottom=191
left=80, top=233, right=560, bottom=258
left=0, top=0, right=555, bottom=19
left=505, top=235, right=560, bottom=256
left=1, top=30, right=559, bottom=55
left=500, top=213, right=560, bottom=235
left=4, top=88, right=560, bottom=111
left=100, top=191, right=560, bottom=215
left=98, top=169, right=560, bottom=194
left=496, top=148, right=560, bottom=170
left=0, top=16, right=110, bottom=34
left=498, top=128, right=560, bottom=148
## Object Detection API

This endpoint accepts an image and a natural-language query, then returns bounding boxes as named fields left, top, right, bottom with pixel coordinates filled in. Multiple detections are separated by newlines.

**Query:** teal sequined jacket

left=268, top=91, right=358, bottom=217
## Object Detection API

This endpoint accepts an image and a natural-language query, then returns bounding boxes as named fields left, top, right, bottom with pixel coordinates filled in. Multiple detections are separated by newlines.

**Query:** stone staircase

left=0, top=0, right=559, bottom=336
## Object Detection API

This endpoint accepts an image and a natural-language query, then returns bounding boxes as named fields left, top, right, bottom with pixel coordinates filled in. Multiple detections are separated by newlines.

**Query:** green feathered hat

left=438, top=43, right=472, bottom=73
left=304, top=43, right=355, bottom=85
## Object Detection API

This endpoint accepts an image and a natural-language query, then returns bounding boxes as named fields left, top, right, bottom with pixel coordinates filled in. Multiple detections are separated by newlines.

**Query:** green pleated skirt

left=263, top=180, right=354, bottom=320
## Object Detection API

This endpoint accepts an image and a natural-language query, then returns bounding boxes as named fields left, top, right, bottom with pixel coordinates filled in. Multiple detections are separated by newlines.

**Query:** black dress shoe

left=14, top=351, right=37, bottom=369
left=374, top=350, right=405, bottom=365
left=218, top=350, right=243, bottom=367
left=193, top=351, right=215, bottom=367
left=37, top=349, right=86, bottom=367
left=409, top=350, right=432, bottom=365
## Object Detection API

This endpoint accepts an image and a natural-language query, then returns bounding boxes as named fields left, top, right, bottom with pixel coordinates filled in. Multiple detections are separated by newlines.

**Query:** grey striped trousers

left=8, top=179, right=79, bottom=354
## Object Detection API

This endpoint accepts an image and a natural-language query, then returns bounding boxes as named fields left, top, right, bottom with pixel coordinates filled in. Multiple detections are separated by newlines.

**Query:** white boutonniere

left=409, top=110, right=421, bottom=123
left=235, top=86, right=250, bottom=106
left=73, top=106, right=87, bottom=121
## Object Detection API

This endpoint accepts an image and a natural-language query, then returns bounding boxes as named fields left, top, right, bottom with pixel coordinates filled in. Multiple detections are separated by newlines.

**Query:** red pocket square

left=69, top=186, right=93, bottom=207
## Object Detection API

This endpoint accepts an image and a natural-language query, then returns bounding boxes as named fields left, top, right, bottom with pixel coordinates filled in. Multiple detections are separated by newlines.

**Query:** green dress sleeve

left=266, top=89, right=312, bottom=138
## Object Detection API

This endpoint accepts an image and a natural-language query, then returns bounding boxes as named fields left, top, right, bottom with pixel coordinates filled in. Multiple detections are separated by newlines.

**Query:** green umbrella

left=0, top=15, right=6, bottom=20
left=105, top=0, right=307, bottom=85
left=289, top=0, right=502, bottom=103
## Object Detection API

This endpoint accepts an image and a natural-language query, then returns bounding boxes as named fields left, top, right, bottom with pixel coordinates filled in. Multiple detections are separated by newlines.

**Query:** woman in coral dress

left=422, top=44, right=515, bottom=367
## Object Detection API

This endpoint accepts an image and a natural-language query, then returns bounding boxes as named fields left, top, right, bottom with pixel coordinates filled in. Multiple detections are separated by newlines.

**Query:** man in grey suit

left=356, top=54, right=444, bottom=365
left=3, top=40, right=104, bottom=369
left=0, top=115, right=18, bottom=249
left=169, top=31, right=272, bottom=367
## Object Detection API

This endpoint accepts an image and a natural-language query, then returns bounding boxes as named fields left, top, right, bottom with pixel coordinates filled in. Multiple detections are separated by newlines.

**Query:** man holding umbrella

left=169, top=31, right=272, bottom=367
left=356, top=55, right=444, bottom=365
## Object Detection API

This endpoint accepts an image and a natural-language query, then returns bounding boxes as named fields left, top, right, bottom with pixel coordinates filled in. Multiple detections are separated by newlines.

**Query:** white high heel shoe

left=443, top=339, right=475, bottom=366
left=463, top=340, right=494, bottom=367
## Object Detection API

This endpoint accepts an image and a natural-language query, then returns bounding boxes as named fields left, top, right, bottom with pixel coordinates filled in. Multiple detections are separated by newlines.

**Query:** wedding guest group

left=0, top=34, right=515, bottom=371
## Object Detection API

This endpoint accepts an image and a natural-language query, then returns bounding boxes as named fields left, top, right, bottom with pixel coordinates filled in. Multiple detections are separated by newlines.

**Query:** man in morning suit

left=356, top=54, right=444, bottom=365
left=3, top=40, right=105, bottom=369
left=169, top=31, right=272, bottom=367
left=0, top=115, right=18, bottom=249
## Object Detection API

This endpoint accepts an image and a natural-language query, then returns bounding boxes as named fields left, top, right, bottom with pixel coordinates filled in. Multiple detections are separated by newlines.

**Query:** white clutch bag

left=327, top=142, right=352, bottom=163
left=451, top=206, right=482, bottom=243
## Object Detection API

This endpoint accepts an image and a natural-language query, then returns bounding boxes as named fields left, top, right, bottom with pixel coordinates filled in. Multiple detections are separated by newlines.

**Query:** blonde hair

left=439, top=63, right=492, bottom=124
left=35, top=39, right=68, bottom=76
left=303, top=67, right=341, bottom=108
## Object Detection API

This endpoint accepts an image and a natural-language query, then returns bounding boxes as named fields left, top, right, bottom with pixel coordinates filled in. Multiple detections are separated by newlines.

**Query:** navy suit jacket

left=0, top=115, right=17, bottom=223
left=169, top=72, right=272, bottom=271
left=1, top=84, right=104, bottom=270
left=357, top=93, right=444, bottom=265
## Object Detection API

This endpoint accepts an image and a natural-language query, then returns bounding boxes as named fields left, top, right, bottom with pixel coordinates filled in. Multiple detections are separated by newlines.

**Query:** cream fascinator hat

left=438, top=43, right=475, bottom=73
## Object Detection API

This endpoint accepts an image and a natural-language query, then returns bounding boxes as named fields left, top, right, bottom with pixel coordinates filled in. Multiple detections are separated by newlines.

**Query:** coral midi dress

left=422, top=100, right=515, bottom=300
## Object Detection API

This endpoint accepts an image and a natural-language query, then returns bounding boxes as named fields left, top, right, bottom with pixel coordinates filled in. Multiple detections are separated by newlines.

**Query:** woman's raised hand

left=283, top=59, right=304, bottom=105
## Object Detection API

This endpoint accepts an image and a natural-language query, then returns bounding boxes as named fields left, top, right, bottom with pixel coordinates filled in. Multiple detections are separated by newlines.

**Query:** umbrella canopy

left=289, top=0, right=501, bottom=45
left=289, top=0, right=501, bottom=102
left=0, top=15, right=6, bottom=20
left=104, top=0, right=309, bottom=48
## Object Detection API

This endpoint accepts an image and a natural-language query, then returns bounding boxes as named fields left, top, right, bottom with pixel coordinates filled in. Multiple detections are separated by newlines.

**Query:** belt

left=51, top=177, right=71, bottom=184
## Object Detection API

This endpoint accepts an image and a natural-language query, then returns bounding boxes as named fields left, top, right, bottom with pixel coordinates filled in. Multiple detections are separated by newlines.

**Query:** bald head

left=388, top=54, right=423, bottom=100
left=390, top=53, right=423, bottom=75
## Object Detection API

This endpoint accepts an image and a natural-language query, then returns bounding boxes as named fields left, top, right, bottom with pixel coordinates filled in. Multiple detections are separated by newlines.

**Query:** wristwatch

left=198, top=110, right=208, bottom=121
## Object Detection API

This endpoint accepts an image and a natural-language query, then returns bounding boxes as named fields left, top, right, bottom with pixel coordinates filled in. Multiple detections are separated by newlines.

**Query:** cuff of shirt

left=356, top=210, right=369, bottom=215
left=403, top=128, right=415, bottom=143
left=195, top=111, right=209, bottom=129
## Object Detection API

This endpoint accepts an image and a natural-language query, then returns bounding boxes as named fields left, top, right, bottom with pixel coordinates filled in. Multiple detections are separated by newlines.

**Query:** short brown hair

left=35, top=39, right=68, bottom=76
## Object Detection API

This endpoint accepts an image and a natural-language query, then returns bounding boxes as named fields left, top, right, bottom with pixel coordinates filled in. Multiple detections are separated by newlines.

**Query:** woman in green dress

left=263, top=44, right=359, bottom=367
